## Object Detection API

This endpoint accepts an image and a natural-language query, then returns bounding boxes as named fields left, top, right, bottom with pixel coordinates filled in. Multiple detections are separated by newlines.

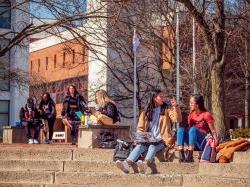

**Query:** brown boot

left=146, top=160, right=158, bottom=174
left=185, top=150, right=194, bottom=162
left=127, top=160, right=139, bottom=173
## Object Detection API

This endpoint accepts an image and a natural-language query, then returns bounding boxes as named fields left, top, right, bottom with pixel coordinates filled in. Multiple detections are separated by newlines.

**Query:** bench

left=78, top=124, right=130, bottom=148
left=2, top=126, right=44, bottom=144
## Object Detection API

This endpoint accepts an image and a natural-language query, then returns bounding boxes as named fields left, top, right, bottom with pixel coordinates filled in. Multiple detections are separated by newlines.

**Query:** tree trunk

left=245, top=74, right=249, bottom=129
left=245, top=41, right=249, bottom=129
left=211, top=62, right=225, bottom=140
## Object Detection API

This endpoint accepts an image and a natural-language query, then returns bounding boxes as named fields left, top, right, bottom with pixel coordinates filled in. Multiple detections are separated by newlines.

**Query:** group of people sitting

left=20, top=85, right=217, bottom=173
left=19, top=85, right=120, bottom=145
left=115, top=89, right=218, bottom=174
left=20, top=93, right=56, bottom=144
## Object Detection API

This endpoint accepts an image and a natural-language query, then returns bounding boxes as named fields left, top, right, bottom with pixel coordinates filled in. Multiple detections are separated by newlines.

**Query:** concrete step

left=0, top=159, right=198, bottom=174
left=0, top=160, right=63, bottom=172
left=199, top=163, right=250, bottom=178
left=64, top=161, right=199, bottom=175
left=0, top=147, right=114, bottom=161
left=0, top=171, right=54, bottom=184
left=0, top=146, right=249, bottom=164
left=0, top=148, right=73, bottom=161
left=0, top=183, right=43, bottom=187
left=54, top=172, right=183, bottom=187
left=0, top=171, right=249, bottom=187
left=0, top=171, right=182, bottom=187
left=233, top=151, right=250, bottom=163
left=73, top=148, right=114, bottom=161
left=183, top=174, right=250, bottom=187
left=1, top=160, right=249, bottom=179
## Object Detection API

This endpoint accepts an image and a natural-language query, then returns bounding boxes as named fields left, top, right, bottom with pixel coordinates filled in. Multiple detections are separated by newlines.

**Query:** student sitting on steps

left=115, top=89, right=182, bottom=174
left=177, top=94, right=218, bottom=162
left=20, top=98, right=41, bottom=144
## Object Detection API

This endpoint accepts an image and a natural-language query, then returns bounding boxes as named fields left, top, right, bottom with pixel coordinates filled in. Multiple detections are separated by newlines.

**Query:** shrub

left=231, top=128, right=250, bottom=139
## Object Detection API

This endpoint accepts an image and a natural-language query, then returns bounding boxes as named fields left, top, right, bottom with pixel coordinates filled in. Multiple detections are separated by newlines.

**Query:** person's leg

left=48, top=118, right=56, bottom=142
left=177, top=127, right=189, bottom=162
left=71, top=121, right=80, bottom=145
left=196, top=130, right=206, bottom=151
left=25, top=122, right=33, bottom=143
left=137, top=142, right=165, bottom=174
left=71, top=121, right=76, bottom=145
left=33, top=122, right=40, bottom=143
left=145, top=143, right=165, bottom=162
left=186, top=126, right=199, bottom=162
left=127, top=144, right=148, bottom=162
left=116, top=144, right=147, bottom=174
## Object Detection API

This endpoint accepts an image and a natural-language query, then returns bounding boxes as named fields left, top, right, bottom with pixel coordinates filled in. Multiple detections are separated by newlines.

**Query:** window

left=38, top=59, right=40, bottom=72
left=0, top=1, right=11, bottom=29
left=0, top=39, right=10, bottom=91
left=45, top=57, right=48, bottom=70
left=82, top=47, right=86, bottom=62
left=54, top=54, right=57, bottom=68
left=0, top=100, right=9, bottom=137
left=63, top=52, right=66, bottom=67
left=30, top=61, right=33, bottom=72
left=72, top=49, right=75, bottom=64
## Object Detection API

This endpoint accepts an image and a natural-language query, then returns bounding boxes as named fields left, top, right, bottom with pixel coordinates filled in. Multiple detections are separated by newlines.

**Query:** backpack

left=113, top=139, right=133, bottom=161
left=98, top=131, right=116, bottom=149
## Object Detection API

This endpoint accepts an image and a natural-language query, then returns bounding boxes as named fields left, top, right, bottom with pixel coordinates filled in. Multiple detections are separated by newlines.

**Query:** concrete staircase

left=0, top=144, right=249, bottom=187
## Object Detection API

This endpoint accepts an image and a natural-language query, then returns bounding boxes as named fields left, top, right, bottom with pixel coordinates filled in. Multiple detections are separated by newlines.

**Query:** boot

left=127, top=160, right=139, bottom=173
left=146, top=161, right=158, bottom=174
left=179, top=149, right=185, bottom=162
left=185, top=150, right=194, bottom=162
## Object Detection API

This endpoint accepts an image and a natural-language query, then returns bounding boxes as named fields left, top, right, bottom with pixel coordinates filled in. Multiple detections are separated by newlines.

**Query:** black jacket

left=61, top=93, right=88, bottom=119
left=19, top=105, right=40, bottom=123
left=101, top=102, right=120, bottom=123
left=39, top=99, right=56, bottom=119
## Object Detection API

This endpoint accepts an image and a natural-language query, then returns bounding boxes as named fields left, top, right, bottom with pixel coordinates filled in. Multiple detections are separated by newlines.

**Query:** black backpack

left=113, top=139, right=133, bottom=161
left=98, top=131, right=116, bottom=149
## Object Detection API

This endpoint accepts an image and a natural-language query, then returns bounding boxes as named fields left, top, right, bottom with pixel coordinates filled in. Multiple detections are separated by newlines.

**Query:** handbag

left=113, top=139, right=133, bottom=161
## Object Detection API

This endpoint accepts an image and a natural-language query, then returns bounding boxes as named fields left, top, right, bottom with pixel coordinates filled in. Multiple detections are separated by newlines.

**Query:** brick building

left=29, top=37, right=88, bottom=114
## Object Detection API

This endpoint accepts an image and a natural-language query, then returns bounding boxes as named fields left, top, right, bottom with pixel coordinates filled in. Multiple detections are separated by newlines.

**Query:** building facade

left=29, top=36, right=89, bottom=114
left=0, top=0, right=29, bottom=137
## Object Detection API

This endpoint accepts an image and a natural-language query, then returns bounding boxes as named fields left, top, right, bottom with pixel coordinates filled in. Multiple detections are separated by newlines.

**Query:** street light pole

left=176, top=6, right=180, bottom=104
left=192, top=0, right=197, bottom=94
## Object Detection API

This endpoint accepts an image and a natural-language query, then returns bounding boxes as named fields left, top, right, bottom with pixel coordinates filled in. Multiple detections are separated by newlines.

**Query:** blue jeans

left=177, top=127, right=206, bottom=150
left=127, top=142, right=165, bottom=162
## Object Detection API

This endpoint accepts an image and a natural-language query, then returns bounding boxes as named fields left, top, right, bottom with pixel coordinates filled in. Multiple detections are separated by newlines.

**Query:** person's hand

left=170, top=97, right=178, bottom=107
left=133, top=140, right=139, bottom=145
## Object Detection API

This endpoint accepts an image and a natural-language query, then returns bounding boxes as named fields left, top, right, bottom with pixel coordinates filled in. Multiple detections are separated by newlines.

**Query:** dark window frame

left=0, top=0, right=11, bottom=29
left=54, top=54, right=57, bottom=68
left=63, top=52, right=66, bottom=67
left=0, top=39, right=11, bottom=91
left=45, top=57, right=48, bottom=70
left=72, top=49, right=75, bottom=64
left=38, top=59, right=40, bottom=72
left=0, top=100, right=10, bottom=126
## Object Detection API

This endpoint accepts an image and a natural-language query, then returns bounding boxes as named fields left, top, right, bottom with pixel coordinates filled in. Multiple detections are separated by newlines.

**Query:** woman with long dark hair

left=116, top=89, right=182, bottom=174
left=39, top=93, right=56, bottom=144
left=177, top=94, right=218, bottom=162
left=61, top=85, right=89, bottom=145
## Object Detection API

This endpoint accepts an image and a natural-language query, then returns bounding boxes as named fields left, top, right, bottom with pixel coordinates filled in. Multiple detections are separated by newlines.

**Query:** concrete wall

left=0, top=0, right=30, bottom=128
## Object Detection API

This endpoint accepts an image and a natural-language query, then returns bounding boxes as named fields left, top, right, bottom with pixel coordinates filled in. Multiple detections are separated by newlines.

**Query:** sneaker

left=137, top=160, right=147, bottom=174
left=115, top=160, right=129, bottom=174
left=28, top=139, right=33, bottom=144
left=33, top=139, right=39, bottom=144
left=48, top=140, right=53, bottom=144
